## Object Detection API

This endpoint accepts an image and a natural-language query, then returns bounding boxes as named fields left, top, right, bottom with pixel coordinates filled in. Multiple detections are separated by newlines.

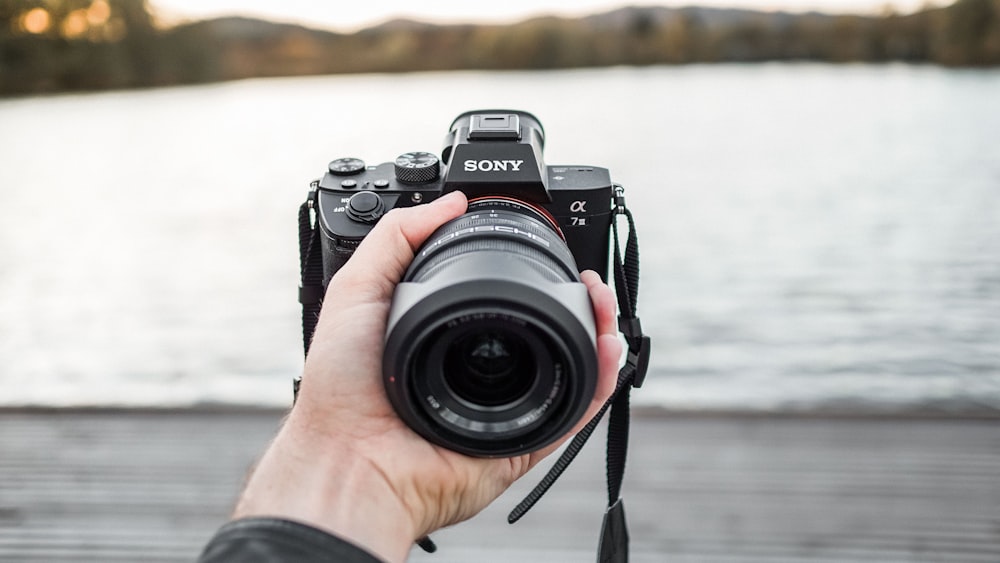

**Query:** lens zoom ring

left=411, top=239, right=568, bottom=283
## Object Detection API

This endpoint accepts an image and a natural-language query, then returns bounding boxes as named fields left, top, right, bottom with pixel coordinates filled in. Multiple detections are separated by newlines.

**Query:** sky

left=150, top=0, right=943, bottom=31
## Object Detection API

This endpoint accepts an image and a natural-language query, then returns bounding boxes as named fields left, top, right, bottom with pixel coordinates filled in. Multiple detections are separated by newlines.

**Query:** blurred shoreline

left=3, top=1, right=999, bottom=97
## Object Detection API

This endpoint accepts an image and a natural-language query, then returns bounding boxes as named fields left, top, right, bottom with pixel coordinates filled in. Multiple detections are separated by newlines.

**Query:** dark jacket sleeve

left=197, top=518, right=385, bottom=563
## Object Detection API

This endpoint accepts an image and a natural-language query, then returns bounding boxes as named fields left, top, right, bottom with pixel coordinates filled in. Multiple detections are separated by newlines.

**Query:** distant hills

left=2, top=0, right=999, bottom=96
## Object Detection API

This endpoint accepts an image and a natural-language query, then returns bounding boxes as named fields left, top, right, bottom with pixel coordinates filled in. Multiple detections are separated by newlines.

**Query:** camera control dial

left=329, top=157, right=366, bottom=176
left=346, top=190, right=385, bottom=224
left=394, top=152, right=440, bottom=184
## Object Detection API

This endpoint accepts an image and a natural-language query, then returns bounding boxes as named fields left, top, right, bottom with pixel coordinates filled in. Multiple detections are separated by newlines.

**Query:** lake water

left=1, top=64, right=998, bottom=411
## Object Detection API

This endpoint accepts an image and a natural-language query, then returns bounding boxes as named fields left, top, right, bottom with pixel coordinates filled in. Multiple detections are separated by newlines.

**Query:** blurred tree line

left=2, top=0, right=999, bottom=96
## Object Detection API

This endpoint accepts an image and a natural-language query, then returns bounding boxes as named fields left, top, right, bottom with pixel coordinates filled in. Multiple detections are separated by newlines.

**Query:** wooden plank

left=0, top=410, right=997, bottom=562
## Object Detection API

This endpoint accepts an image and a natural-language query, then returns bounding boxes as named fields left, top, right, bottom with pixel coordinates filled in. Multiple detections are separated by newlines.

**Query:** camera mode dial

left=346, top=191, right=385, bottom=224
left=394, top=152, right=440, bottom=184
left=329, top=157, right=366, bottom=176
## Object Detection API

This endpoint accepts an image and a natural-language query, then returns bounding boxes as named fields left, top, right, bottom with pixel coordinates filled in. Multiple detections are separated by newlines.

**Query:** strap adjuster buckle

left=618, top=316, right=642, bottom=340
left=618, top=316, right=650, bottom=388
left=627, top=335, right=651, bottom=388
left=298, top=285, right=324, bottom=305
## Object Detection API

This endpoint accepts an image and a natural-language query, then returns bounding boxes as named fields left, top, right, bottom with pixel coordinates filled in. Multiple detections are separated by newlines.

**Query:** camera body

left=315, top=111, right=615, bottom=286
left=308, top=110, right=622, bottom=456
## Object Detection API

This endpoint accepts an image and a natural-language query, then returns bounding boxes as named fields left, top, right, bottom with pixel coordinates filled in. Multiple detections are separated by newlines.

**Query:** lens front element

left=445, top=328, right=534, bottom=407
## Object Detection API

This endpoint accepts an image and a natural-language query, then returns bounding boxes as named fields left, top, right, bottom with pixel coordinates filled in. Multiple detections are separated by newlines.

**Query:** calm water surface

left=1, top=64, right=998, bottom=410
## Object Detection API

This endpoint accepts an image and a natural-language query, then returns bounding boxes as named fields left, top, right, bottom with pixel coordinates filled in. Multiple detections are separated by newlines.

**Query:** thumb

left=330, top=191, right=468, bottom=302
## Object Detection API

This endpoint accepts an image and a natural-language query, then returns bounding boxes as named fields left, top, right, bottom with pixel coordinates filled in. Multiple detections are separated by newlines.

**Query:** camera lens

left=445, top=330, right=534, bottom=407
left=383, top=197, right=598, bottom=457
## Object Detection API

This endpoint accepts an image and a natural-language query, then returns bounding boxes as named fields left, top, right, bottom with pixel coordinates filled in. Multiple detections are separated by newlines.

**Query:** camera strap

left=508, top=186, right=650, bottom=563
left=297, top=183, right=324, bottom=368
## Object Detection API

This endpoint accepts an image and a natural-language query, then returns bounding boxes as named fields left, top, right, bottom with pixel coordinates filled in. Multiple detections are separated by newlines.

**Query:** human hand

left=233, top=191, right=621, bottom=563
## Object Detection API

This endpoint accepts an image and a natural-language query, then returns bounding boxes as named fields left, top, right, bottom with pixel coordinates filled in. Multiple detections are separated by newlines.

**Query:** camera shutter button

left=346, top=190, right=385, bottom=223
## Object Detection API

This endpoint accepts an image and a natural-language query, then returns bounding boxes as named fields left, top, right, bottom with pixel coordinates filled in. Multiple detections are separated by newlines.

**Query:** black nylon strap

left=299, top=185, right=324, bottom=357
left=605, top=385, right=631, bottom=504
left=507, top=359, right=639, bottom=524
left=509, top=186, right=649, bottom=563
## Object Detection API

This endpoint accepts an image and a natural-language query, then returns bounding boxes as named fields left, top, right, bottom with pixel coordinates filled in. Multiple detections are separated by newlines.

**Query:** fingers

left=305, top=191, right=467, bottom=382
left=330, top=191, right=468, bottom=301
left=595, top=333, right=623, bottom=406
left=581, top=270, right=620, bottom=407
left=581, top=270, right=617, bottom=339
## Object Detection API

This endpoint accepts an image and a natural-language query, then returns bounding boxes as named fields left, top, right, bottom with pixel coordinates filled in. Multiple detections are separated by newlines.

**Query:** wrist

left=233, top=412, right=418, bottom=563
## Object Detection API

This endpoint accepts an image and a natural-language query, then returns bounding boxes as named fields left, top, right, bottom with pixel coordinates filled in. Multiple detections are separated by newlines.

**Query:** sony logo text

left=463, top=159, right=525, bottom=172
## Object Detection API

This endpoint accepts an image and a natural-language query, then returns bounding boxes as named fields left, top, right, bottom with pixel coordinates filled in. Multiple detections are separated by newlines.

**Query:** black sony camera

left=303, top=110, right=620, bottom=457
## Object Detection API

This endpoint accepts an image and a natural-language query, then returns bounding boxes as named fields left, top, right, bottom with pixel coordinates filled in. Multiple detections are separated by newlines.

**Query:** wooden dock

left=1, top=409, right=997, bottom=562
